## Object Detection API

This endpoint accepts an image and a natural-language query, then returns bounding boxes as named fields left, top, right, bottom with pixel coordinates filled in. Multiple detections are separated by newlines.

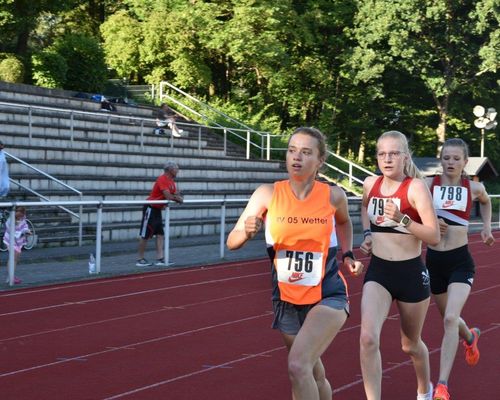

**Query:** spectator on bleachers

left=154, top=103, right=183, bottom=137
left=136, top=162, right=183, bottom=268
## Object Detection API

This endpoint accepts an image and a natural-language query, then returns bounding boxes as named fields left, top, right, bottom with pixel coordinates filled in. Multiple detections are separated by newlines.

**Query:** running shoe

left=154, top=258, right=167, bottom=267
left=136, top=258, right=152, bottom=267
left=463, top=327, right=481, bottom=366
left=433, top=383, right=450, bottom=400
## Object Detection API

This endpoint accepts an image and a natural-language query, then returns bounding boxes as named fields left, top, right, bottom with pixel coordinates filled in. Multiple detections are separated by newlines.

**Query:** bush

left=52, top=33, right=108, bottom=92
left=0, top=56, right=24, bottom=83
left=31, top=51, right=68, bottom=89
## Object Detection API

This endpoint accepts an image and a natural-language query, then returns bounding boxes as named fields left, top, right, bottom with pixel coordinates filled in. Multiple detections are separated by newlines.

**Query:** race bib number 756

left=276, top=250, right=323, bottom=286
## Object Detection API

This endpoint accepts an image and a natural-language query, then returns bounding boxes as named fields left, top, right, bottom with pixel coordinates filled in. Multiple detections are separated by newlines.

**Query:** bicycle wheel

left=0, top=220, right=6, bottom=252
left=23, top=219, right=37, bottom=250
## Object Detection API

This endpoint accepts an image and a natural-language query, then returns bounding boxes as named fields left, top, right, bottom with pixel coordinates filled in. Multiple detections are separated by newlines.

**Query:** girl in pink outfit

left=3, top=206, right=31, bottom=284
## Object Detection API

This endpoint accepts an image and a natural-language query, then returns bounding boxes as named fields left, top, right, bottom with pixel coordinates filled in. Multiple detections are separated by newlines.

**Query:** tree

left=346, top=0, right=499, bottom=151
left=100, top=10, right=142, bottom=80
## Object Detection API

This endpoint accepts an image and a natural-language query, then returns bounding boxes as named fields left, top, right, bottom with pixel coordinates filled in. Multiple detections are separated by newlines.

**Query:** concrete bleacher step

left=0, top=82, right=292, bottom=248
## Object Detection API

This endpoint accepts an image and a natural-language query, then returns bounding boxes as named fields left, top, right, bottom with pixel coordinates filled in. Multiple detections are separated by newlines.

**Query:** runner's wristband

left=363, top=229, right=372, bottom=238
left=342, top=250, right=355, bottom=263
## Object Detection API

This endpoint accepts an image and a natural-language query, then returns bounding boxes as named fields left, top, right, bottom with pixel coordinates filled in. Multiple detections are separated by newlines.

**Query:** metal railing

left=2, top=193, right=499, bottom=286
left=157, top=81, right=375, bottom=190
left=4, top=151, right=84, bottom=245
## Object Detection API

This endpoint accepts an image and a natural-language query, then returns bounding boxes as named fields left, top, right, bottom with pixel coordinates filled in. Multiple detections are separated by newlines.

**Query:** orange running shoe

left=433, top=383, right=450, bottom=400
left=463, top=327, right=481, bottom=366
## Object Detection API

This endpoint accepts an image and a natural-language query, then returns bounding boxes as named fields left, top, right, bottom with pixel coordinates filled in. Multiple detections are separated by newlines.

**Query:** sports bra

left=430, top=175, right=472, bottom=226
left=367, top=176, right=421, bottom=234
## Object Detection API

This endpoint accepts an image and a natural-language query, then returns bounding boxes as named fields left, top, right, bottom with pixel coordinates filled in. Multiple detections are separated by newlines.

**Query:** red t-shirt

left=147, top=174, right=177, bottom=209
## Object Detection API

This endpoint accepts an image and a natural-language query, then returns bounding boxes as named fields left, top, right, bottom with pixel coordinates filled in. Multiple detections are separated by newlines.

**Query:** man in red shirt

left=136, top=162, right=183, bottom=267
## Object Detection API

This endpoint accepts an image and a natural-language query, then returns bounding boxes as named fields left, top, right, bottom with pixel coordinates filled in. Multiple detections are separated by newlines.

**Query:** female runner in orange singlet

left=227, top=127, right=363, bottom=400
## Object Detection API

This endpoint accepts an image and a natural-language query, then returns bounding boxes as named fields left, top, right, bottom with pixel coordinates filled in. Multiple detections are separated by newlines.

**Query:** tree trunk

left=435, top=95, right=449, bottom=156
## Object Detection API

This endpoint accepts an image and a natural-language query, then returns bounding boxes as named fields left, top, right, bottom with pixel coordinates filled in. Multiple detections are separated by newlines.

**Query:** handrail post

left=107, top=116, right=111, bottom=147
left=220, top=200, right=226, bottom=259
left=78, top=194, right=83, bottom=247
left=198, top=126, right=202, bottom=150
left=267, top=133, right=271, bottom=160
left=246, top=130, right=250, bottom=159
left=164, top=204, right=171, bottom=265
left=349, top=163, right=353, bottom=186
left=7, top=205, right=16, bottom=286
left=223, top=129, right=227, bottom=156
left=28, top=107, right=32, bottom=139
left=95, top=202, right=103, bottom=274
left=140, top=120, right=144, bottom=151
left=70, top=111, right=74, bottom=141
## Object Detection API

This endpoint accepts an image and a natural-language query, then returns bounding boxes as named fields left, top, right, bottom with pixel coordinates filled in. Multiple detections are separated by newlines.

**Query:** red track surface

left=1, top=232, right=499, bottom=399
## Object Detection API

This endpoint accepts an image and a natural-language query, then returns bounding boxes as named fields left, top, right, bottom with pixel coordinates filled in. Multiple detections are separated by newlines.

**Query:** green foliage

left=100, top=11, right=142, bottom=79
left=31, top=50, right=67, bottom=88
left=0, top=54, right=24, bottom=82
left=52, top=33, right=107, bottom=92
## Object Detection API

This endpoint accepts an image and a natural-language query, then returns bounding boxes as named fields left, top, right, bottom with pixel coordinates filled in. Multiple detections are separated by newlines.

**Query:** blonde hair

left=377, top=130, right=423, bottom=179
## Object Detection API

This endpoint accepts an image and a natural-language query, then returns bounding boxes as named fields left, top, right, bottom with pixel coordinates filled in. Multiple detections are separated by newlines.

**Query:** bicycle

left=0, top=209, right=37, bottom=251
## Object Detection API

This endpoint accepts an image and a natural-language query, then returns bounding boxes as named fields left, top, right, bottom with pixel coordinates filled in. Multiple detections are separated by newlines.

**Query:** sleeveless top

left=430, top=176, right=472, bottom=226
left=265, top=180, right=341, bottom=305
left=367, top=176, right=421, bottom=234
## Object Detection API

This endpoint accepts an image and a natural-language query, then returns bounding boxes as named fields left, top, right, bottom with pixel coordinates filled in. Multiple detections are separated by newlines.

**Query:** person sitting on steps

left=154, top=103, right=183, bottom=138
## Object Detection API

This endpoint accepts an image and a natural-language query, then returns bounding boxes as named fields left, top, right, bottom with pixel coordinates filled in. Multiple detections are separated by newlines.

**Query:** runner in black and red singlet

left=359, top=131, right=440, bottom=400
left=425, top=138, right=495, bottom=400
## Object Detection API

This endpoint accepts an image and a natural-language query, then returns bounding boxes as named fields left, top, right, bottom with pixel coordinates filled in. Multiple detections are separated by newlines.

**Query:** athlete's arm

left=359, top=176, right=376, bottom=256
left=471, top=181, right=495, bottom=246
left=331, top=186, right=364, bottom=276
left=227, top=184, right=273, bottom=250
left=405, top=178, right=440, bottom=245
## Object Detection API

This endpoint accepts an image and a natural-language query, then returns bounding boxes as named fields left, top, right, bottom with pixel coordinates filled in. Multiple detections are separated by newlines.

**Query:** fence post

left=220, top=201, right=226, bottom=259
left=78, top=194, right=83, bottom=246
left=164, top=204, right=171, bottom=265
left=267, top=134, right=271, bottom=160
left=95, top=203, right=103, bottom=274
left=7, top=205, right=16, bottom=286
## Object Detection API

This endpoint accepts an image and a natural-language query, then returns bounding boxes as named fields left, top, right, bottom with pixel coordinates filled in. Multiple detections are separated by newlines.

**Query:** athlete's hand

left=360, top=235, right=372, bottom=256
left=344, top=259, right=364, bottom=277
left=244, top=216, right=263, bottom=239
left=481, top=229, right=495, bottom=246
left=384, top=198, right=403, bottom=223
left=438, top=218, right=448, bottom=235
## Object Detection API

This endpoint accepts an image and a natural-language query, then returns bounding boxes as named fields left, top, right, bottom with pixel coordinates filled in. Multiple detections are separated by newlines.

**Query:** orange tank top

left=265, top=180, right=339, bottom=304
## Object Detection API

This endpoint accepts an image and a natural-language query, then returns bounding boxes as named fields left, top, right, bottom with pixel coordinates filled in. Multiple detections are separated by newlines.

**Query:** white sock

left=416, top=382, right=433, bottom=400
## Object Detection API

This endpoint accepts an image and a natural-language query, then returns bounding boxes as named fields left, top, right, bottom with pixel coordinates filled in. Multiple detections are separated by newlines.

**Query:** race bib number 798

left=433, top=186, right=467, bottom=211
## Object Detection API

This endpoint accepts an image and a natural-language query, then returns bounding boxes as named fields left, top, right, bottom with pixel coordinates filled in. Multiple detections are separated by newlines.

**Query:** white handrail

left=4, top=150, right=84, bottom=245
left=3, top=193, right=498, bottom=287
